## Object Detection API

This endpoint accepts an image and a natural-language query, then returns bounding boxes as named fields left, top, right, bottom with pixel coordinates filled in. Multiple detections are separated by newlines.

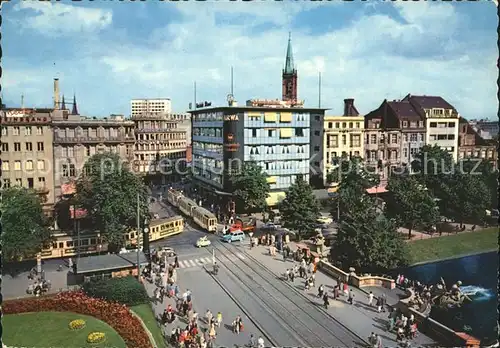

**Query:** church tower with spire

left=282, top=32, right=298, bottom=102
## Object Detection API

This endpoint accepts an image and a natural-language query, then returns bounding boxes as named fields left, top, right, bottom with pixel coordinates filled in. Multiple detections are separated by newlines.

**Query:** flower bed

left=3, top=291, right=153, bottom=348
left=69, top=319, right=86, bottom=330
left=87, top=332, right=106, bottom=344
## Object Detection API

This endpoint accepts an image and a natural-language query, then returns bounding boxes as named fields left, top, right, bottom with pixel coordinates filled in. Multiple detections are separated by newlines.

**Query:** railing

left=54, top=135, right=135, bottom=143
left=135, top=128, right=186, bottom=133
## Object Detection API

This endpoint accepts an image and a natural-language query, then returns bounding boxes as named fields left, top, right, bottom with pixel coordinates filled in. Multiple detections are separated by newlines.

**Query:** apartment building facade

left=469, top=119, right=498, bottom=140
left=52, top=111, right=135, bottom=198
left=1, top=108, right=55, bottom=215
left=364, top=99, right=425, bottom=176
left=190, top=102, right=326, bottom=210
left=322, top=99, right=364, bottom=185
left=403, top=94, right=459, bottom=161
left=131, top=99, right=172, bottom=117
left=132, top=113, right=188, bottom=183
left=458, top=117, right=497, bottom=166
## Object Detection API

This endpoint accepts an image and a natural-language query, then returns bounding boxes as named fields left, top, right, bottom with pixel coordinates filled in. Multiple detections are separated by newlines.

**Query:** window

left=1, top=143, right=8, bottom=152
left=335, top=122, right=340, bottom=129
left=2, top=161, right=9, bottom=171
left=13, top=127, right=20, bottom=136
left=402, top=121, right=408, bottom=127
left=410, top=134, right=417, bottom=142
left=3, top=178, right=11, bottom=188
left=447, top=134, right=455, bottom=140
left=314, top=115, right=320, bottom=121
left=26, top=160, right=34, bottom=171
left=14, top=160, right=21, bottom=171
left=268, top=129, right=273, bottom=137
left=391, top=134, right=398, bottom=144
left=37, top=160, right=45, bottom=170
left=403, top=148, right=408, bottom=157
left=437, top=134, right=447, bottom=140
left=404, top=134, right=408, bottom=142
left=15, top=178, right=22, bottom=186
left=418, top=133, right=423, bottom=141
left=295, top=128, right=304, bottom=137
left=1, top=127, right=7, bottom=136
left=342, top=122, right=346, bottom=128
left=36, top=126, right=43, bottom=135
left=68, top=147, right=74, bottom=157
left=37, top=142, right=44, bottom=151
left=351, top=135, right=361, bottom=147
left=448, top=122, right=455, bottom=128
left=266, top=146, right=273, bottom=154
left=355, top=122, right=360, bottom=128
left=25, top=126, right=32, bottom=136
left=38, top=177, right=46, bottom=185
left=27, top=178, right=34, bottom=188
left=370, top=135, right=377, bottom=144
left=14, top=142, right=21, bottom=151
left=342, top=135, right=346, bottom=146
left=252, top=129, right=257, bottom=137
left=429, top=122, right=437, bottom=128
left=328, top=122, right=332, bottom=129
left=314, top=146, right=320, bottom=152
left=349, top=122, right=353, bottom=128
left=62, top=164, right=76, bottom=177
left=25, top=142, right=33, bottom=151
left=314, top=130, right=320, bottom=136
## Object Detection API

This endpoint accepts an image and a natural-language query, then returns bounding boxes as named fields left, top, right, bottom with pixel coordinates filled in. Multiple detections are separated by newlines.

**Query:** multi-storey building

left=469, top=119, right=498, bottom=140
left=458, top=117, right=497, bottom=166
left=403, top=94, right=459, bottom=161
left=132, top=113, right=188, bottom=183
left=322, top=99, right=364, bottom=185
left=190, top=103, right=326, bottom=210
left=1, top=108, right=55, bottom=216
left=52, top=109, right=135, bottom=199
left=131, top=99, right=172, bottom=117
left=364, top=99, right=425, bottom=175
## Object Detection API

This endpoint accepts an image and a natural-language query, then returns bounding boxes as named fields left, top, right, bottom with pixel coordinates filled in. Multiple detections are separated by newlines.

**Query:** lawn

left=131, top=304, right=167, bottom=348
left=408, top=227, right=499, bottom=264
left=2, top=311, right=126, bottom=348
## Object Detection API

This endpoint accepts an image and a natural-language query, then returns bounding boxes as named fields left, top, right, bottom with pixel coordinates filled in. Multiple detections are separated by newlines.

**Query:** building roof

left=188, top=105, right=329, bottom=114
left=459, top=117, right=494, bottom=147
left=387, top=101, right=422, bottom=121
left=76, top=252, right=148, bottom=274
left=402, top=94, right=456, bottom=111
left=284, top=32, right=295, bottom=74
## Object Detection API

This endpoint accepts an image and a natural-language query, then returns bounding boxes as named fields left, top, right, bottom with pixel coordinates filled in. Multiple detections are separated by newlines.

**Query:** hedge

left=82, top=276, right=150, bottom=306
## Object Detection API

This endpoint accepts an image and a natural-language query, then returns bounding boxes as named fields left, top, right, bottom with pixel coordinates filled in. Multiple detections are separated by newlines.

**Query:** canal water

left=398, top=251, right=498, bottom=345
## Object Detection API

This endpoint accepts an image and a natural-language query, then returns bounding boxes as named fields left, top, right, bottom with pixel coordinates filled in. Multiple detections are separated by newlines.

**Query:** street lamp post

left=136, top=192, right=141, bottom=278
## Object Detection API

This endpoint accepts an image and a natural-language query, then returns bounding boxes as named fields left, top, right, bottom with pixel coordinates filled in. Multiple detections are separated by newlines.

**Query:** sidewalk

left=240, top=243, right=437, bottom=347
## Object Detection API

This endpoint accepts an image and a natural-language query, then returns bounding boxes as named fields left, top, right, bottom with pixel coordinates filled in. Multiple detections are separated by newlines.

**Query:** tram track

left=208, top=241, right=367, bottom=347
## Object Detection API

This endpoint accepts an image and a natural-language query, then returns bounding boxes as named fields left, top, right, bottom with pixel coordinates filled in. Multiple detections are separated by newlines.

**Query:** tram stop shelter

left=74, top=252, right=149, bottom=283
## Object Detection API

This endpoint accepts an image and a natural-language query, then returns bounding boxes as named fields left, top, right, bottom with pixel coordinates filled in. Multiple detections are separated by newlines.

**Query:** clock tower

left=282, top=32, right=297, bottom=102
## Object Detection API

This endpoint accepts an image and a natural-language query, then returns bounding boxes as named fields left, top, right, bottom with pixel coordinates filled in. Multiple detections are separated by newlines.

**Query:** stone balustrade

left=317, top=260, right=395, bottom=289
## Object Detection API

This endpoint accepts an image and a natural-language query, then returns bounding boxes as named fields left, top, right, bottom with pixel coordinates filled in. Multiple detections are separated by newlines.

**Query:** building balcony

left=193, top=135, right=223, bottom=144
left=192, top=121, right=224, bottom=128
left=135, top=128, right=186, bottom=133
left=54, top=135, right=135, bottom=144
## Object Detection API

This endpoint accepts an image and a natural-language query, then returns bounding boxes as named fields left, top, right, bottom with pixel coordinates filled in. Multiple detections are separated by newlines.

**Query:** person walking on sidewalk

left=368, top=291, right=374, bottom=307
left=347, top=289, right=355, bottom=305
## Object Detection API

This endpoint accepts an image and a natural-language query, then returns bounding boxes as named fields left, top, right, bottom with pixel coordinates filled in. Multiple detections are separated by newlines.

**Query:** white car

left=196, top=237, right=211, bottom=248
left=317, top=216, right=333, bottom=225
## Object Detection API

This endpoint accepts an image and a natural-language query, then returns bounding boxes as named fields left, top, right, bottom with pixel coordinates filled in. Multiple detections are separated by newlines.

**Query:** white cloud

left=12, top=2, right=112, bottom=36
left=3, top=2, right=497, bottom=120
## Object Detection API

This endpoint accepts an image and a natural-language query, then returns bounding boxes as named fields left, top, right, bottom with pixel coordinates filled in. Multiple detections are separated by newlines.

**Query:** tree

left=329, top=156, right=380, bottom=220
left=1, top=187, right=52, bottom=261
left=76, top=153, right=149, bottom=250
left=386, top=175, right=440, bottom=239
left=231, top=161, right=270, bottom=213
left=459, top=157, right=498, bottom=210
left=332, top=195, right=409, bottom=273
left=279, top=175, right=320, bottom=240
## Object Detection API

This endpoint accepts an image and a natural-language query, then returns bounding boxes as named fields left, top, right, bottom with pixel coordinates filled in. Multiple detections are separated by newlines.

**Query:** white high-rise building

left=131, top=98, right=172, bottom=116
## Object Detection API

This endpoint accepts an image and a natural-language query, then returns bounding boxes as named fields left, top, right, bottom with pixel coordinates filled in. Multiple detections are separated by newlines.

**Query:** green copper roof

left=284, top=32, right=295, bottom=74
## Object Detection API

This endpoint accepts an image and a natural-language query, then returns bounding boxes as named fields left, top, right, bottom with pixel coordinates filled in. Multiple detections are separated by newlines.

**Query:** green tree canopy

left=76, top=153, right=149, bottom=250
left=459, top=158, right=498, bottom=209
left=386, top=175, right=440, bottom=239
left=331, top=194, right=409, bottom=273
left=279, top=175, right=320, bottom=239
left=231, top=161, right=270, bottom=213
left=1, top=187, right=52, bottom=261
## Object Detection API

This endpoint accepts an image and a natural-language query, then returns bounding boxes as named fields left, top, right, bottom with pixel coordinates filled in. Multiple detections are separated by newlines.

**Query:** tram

left=192, top=206, right=218, bottom=232
left=178, top=196, right=198, bottom=217
left=39, top=232, right=108, bottom=260
left=126, top=215, right=184, bottom=247
left=167, top=189, right=184, bottom=207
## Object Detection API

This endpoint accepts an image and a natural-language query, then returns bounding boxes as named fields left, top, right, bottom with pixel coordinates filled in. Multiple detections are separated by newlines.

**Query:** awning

left=280, top=112, right=292, bottom=123
left=280, top=128, right=293, bottom=138
left=264, top=112, right=277, bottom=123
left=266, top=176, right=277, bottom=184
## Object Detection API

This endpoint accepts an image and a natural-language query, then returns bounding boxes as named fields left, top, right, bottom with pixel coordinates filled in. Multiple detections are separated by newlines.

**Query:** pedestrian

left=333, top=285, right=339, bottom=300
left=290, top=270, right=295, bottom=282
left=343, top=282, right=349, bottom=296
left=368, top=332, right=377, bottom=348
left=347, top=289, right=354, bottom=304
left=285, top=269, right=290, bottom=281
left=368, top=291, right=374, bottom=307
left=174, top=255, right=179, bottom=268
left=376, top=334, right=382, bottom=348
left=381, top=293, right=387, bottom=312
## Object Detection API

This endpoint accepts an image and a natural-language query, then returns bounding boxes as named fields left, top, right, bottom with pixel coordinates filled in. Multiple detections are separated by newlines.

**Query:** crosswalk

left=177, top=252, right=245, bottom=269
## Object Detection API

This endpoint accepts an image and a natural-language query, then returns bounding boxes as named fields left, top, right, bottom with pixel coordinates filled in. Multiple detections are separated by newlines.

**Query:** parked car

left=221, top=230, right=245, bottom=243
left=157, top=246, right=176, bottom=257
left=317, top=216, right=333, bottom=225
left=262, top=222, right=278, bottom=231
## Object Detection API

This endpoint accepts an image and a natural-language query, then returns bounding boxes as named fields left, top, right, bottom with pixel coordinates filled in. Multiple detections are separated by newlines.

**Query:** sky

left=2, top=1, right=498, bottom=119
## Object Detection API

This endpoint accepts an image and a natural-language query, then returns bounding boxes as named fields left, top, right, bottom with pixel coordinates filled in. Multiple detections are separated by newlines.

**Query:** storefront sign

left=224, top=114, right=239, bottom=121
left=2, top=116, right=49, bottom=123
left=224, top=143, right=240, bottom=152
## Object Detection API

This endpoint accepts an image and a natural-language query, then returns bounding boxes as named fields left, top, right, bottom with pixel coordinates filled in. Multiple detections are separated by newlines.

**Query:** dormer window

left=402, top=121, right=408, bottom=128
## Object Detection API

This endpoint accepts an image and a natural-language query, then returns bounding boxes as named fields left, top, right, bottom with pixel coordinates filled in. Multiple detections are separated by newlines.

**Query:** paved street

left=236, top=242, right=438, bottom=347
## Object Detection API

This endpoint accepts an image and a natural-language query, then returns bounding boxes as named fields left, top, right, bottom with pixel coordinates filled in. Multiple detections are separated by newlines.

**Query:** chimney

left=343, top=98, right=354, bottom=116
left=54, top=78, right=60, bottom=109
